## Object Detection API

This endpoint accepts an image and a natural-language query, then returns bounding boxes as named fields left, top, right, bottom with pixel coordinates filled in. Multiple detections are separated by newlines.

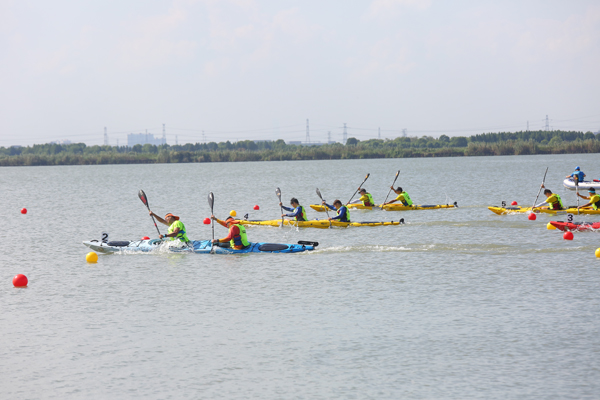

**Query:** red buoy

left=21, top=208, right=27, bottom=214
left=563, top=231, right=574, bottom=240
left=13, top=274, right=28, bottom=287
left=528, top=213, right=537, bottom=221
left=511, top=201, right=517, bottom=206
left=253, top=205, right=260, bottom=210
left=203, top=218, right=211, bottom=224
left=142, top=236, right=150, bottom=240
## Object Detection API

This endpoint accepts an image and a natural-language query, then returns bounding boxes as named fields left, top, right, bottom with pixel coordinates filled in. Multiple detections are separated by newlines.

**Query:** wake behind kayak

left=83, top=239, right=318, bottom=254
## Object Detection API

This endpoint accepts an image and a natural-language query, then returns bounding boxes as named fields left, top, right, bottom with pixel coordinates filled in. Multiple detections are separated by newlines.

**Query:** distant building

left=127, top=133, right=166, bottom=147
left=286, top=140, right=327, bottom=146
left=48, top=140, right=72, bottom=145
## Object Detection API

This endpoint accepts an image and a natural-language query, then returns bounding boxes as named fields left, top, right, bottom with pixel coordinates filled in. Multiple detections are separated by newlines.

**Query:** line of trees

left=1, top=130, right=599, bottom=167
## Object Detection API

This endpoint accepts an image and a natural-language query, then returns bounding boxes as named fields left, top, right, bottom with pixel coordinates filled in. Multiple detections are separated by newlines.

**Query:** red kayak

left=550, top=221, right=600, bottom=232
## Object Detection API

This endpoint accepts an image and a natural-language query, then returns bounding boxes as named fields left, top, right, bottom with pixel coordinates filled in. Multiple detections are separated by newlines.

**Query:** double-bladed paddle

left=531, top=167, right=549, bottom=213
left=382, top=170, right=401, bottom=205
left=346, top=173, right=370, bottom=205
left=138, top=190, right=161, bottom=237
left=276, top=187, right=284, bottom=227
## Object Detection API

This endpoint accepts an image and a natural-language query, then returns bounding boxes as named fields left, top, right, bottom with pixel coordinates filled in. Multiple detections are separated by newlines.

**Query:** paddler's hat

left=225, top=216, right=235, bottom=224
left=588, top=188, right=596, bottom=193
left=575, top=166, right=580, bottom=170
left=164, top=213, right=179, bottom=220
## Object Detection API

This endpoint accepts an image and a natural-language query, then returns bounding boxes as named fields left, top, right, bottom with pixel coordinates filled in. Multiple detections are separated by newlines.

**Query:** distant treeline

left=1, top=130, right=599, bottom=166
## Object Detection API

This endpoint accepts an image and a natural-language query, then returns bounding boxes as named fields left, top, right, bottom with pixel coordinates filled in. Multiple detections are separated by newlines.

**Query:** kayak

left=238, top=218, right=404, bottom=229
left=549, top=221, right=600, bottom=232
left=83, top=239, right=317, bottom=254
left=309, top=202, right=458, bottom=212
left=563, top=177, right=600, bottom=190
left=488, top=206, right=600, bottom=215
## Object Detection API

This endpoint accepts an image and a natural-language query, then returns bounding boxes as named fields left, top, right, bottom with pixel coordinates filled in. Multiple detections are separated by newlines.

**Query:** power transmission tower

left=343, top=123, right=347, bottom=144
left=402, top=128, right=407, bottom=137
left=527, top=121, right=529, bottom=132
left=202, top=130, right=205, bottom=144
left=378, top=127, right=381, bottom=139
left=545, top=115, right=550, bottom=131
left=176, top=135, right=178, bottom=145
left=104, top=127, right=108, bottom=146
left=162, top=123, right=166, bottom=144
left=327, top=131, right=331, bottom=144
left=305, top=119, right=310, bottom=144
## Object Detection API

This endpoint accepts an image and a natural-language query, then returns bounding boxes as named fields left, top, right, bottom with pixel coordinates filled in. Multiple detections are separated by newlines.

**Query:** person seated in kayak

left=356, top=188, right=375, bottom=206
left=148, top=211, right=190, bottom=242
left=279, top=198, right=308, bottom=221
left=535, top=185, right=564, bottom=210
left=383, top=187, right=413, bottom=206
left=566, top=166, right=585, bottom=183
left=577, top=188, right=600, bottom=210
left=210, top=215, right=250, bottom=249
left=321, top=199, right=351, bottom=222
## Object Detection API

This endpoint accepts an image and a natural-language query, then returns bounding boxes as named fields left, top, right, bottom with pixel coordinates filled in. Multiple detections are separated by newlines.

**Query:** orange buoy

left=21, top=208, right=27, bottom=214
left=595, top=248, right=600, bottom=258
left=13, top=274, right=28, bottom=287
left=528, top=213, right=536, bottom=221
left=563, top=231, right=574, bottom=240
left=86, top=252, right=98, bottom=263
left=511, top=201, right=517, bottom=206
left=142, top=236, right=150, bottom=240
left=253, top=205, right=260, bottom=210
left=203, top=218, right=211, bottom=224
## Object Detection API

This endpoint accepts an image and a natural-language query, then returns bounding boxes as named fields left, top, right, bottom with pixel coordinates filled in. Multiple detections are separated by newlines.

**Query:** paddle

left=138, top=190, right=161, bottom=237
left=208, top=192, right=216, bottom=253
left=316, top=188, right=332, bottom=228
left=346, top=173, right=370, bottom=206
left=575, top=175, right=580, bottom=215
left=382, top=170, right=401, bottom=206
left=276, top=187, right=284, bottom=227
left=531, top=167, right=549, bottom=212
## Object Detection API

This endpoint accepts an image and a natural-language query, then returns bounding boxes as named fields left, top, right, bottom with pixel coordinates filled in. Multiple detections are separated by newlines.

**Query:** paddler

left=279, top=198, right=308, bottom=221
left=566, top=166, right=586, bottom=183
left=534, top=185, right=564, bottom=210
left=148, top=211, right=190, bottom=242
left=321, top=199, right=351, bottom=222
left=210, top=215, right=250, bottom=249
left=357, top=188, right=375, bottom=206
left=382, top=187, right=413, bottom=206
left=576, top=188, right=600, bottom=210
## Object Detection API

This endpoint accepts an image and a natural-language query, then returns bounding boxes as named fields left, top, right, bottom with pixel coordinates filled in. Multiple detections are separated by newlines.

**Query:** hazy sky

left=1, top=0, right=599, bottom=146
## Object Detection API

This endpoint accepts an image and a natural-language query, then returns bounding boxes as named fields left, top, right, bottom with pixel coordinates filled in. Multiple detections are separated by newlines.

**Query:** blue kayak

left=83, top=239, right=317, bottom=254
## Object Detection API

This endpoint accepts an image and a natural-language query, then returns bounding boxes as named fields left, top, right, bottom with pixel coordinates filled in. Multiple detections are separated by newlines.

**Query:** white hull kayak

left=563, top=178, right=600, bottom=190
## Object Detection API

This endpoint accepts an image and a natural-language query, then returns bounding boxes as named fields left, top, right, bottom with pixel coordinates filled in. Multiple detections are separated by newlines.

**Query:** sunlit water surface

left=1, top=154, right=599, bottom=399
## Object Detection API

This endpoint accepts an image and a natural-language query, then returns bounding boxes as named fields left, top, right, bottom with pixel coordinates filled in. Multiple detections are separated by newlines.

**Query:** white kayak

left=563, top=177, right=600, bottom=190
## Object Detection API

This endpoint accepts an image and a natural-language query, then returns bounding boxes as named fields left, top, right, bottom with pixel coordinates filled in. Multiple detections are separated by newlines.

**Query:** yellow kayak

left=309, top=202, right=458, bottom=212
left=488, top=206, right=600, bottom=215
left=238, top=219, right=404, bottom=229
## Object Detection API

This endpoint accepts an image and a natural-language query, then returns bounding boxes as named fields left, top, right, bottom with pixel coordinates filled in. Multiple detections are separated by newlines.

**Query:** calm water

left=1, top=154, right=599, bottom=399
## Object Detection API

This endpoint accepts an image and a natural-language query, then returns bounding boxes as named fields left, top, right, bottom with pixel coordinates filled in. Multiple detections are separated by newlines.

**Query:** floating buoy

left=21, top=208, right=27, bottom=214
left=203, top=217, right=211, bottom=224
left=546, top=222, right=556, bottom=230
left=596, top=248, right=600, bottom=258
left=253, top=205, right=260, bottom=210
left=86, top=252, right=98, bottom=263
left=563, top=231, right=574, bottom=240
left=511, top=201, right=518, bottom=206
left=142, top=236, right=150, bottom=240
left=528, top=213, right=536, bottom=221
left=13, top=274, right=28, bottom=287
left=229, top=210, right=237, bottom=217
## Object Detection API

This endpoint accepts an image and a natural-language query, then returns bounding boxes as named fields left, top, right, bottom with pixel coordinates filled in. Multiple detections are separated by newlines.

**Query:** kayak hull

left=83, top=239, right=315, bottom=254
left=239, top=219, right=403, bottom=228
left=563, top=178, right=600, bottom=190
left=309, top=202, right=457, bottom=212
left=549, top=221, right=600, bottom=232
left=488, top=206, right=600, bottom=215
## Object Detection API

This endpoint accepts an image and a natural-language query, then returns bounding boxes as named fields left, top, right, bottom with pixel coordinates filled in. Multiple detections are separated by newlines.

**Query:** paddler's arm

left=212, top=225, right=238, bottom=243
left=322, top=201, right=335, bottom=211
left=383, top=199, right=398, bottom=205
left=149, top=211, right=168, bottom=226
left=329, top=207, right=346, bottom=221
left=210, top=215, right=228, bottom=228
left=578, top=202, right=592, bottom=209
left=576, top=193, right=589, bottom=199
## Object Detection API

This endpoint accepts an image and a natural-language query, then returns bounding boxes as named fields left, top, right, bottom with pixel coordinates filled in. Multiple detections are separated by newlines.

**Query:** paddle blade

left=276, top=187, right=282, bottom=200
left=138, top=190, right=148, bottom=206
left=208, top=192, right=214, bottom=209
left=316, top=188, right=323, bottom=200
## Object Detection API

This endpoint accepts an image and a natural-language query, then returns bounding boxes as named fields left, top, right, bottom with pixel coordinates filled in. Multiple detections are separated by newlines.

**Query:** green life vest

left=337, top=206, right=350, bottom=222
left=295, top=206, right=308, bottom=221
left=589, top=194, right=600, bottom=210
left=168, top=220, right=189, bottom=242
left=548, top=193, right=564, bottom=210
left=398, top=192, right=413, bottom=206
left=230, top=224, right=250, bottom=248
left=362, top=193, right=375, bottom=206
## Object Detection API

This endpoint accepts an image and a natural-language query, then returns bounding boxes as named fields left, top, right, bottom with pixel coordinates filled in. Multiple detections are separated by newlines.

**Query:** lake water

left=1, top=154, right=599, bottom=399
